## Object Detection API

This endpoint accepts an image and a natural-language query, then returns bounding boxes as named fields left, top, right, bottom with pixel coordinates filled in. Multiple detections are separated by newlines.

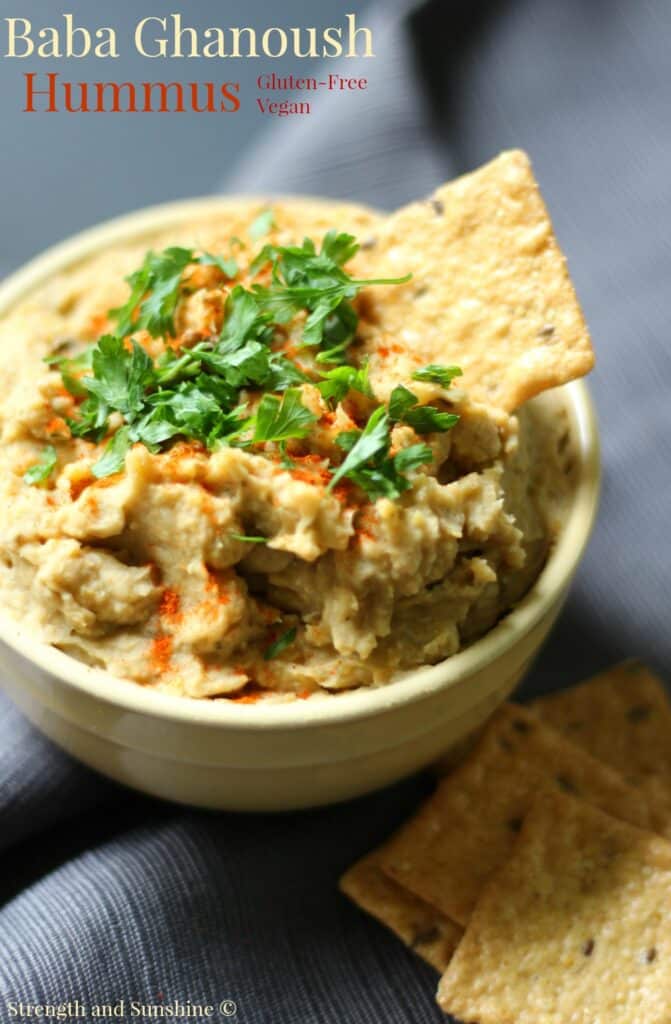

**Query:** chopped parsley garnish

left=250, top=230, right=410, bottom=361
left=35, top=226, right=462, bottom=500
left=109, top=247, right=237, bottom=339
left=23, top=445, right=57, bottom=485
left=388, top=385, right=459, bottom=434
left=412, top=364, right=463, bottom=388
left=263, top=627, right=297, bottom=660
left=316, top=362, right=372, bottom=405
left=329, top=407, right=390, bottom=490
left=252, top=389, right=318, bottom=444
left=249, top=208, right=275, bottom=241
left=92, top=424, right=131, bottom=479
left=230, top=533, right=267, bottom=544
left=328, top=408, right=436, bottom=501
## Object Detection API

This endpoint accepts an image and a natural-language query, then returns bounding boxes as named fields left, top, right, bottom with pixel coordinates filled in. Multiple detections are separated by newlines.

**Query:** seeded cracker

left=532, top=660, right=671, bottom=834
left=339, top=850, right=462, bottom=972
left=437, top=793, right=671, bottom=1024
left=378, top=704, right=652, bottom=926
left=358, top=149, right=593, bottom=410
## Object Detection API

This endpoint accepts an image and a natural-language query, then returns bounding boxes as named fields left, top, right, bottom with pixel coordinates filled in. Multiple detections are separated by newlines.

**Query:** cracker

left=437, top=792, right=671, bottom=1023
left=358, top=149, right=593, bottom=411
left=339, top=850, right=462, bottom=972
left=532, top=660, right=671, bottom=801
left=378, top=703, right=652, bottom=926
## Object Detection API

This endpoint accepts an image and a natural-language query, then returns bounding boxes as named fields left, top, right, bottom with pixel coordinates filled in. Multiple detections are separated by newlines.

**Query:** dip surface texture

left=0, top=196, right=576, bottom=701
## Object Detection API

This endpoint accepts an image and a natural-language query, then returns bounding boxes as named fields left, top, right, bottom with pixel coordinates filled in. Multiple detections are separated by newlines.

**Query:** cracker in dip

left=0, top=153, right=593, bottom=700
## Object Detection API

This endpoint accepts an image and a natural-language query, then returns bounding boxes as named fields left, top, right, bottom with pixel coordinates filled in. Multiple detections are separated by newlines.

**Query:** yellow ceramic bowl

left=0, top=199, right=601, bottom=811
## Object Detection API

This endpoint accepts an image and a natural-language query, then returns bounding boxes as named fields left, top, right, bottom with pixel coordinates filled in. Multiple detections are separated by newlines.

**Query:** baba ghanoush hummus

left=0, top=151, right=593, bottom=701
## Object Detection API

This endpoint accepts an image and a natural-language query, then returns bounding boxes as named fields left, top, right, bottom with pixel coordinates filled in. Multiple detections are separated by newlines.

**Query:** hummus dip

left=0, top=181, right=587, bottom=702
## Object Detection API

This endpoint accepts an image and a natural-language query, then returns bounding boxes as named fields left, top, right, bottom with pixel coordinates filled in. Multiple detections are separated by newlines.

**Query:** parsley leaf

left=45, top=346, right=93, bottom=397
left=393, top=443, right=434, bottom=473
left=92, top=425, right=132, bottom=478
left=320, top=230, right=359, bottom=266
left=328, top=407, right=390, bottom=491
left=251, top=232, right=411, bottom=363
left=199, top=251, right=238, bottom=279
left=317, top=362, right=372, bottom=405
left=338, top=441, right=433, bottom=502
left=219, top=286, right=273, bottom=351
left=110, top=248, right=237, bottom=339
left=328, top=409, right=437, bottom=501
left=265, top=353, right=312, bottom=391
left=110, top=247, right=194, bottom=338
left=388, top=385, right=459, bottom=435
left=145, top=383, right=247, bottom=449
left=252, top=389, right=317, bottom=444
left=263, top=626, right=297, bottom=660
left=404, top=407, right=460, bottom=434
left=129, top=407, right=183, bottom=451
left=84, top=336, right=155, bottom=418
left=23, top=445, right=58, bottom=486
left=249, top=209, right=275, bottom=241
left=66, top=394, right=110, bottom=442
left=388, top=385, right=418, bottom=421
left=411, top=364, right=463, bottom=388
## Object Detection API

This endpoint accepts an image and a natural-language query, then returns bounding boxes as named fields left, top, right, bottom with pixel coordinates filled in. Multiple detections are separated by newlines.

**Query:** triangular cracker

left=378, top=703, right=652, bottom=926
left=357, top=150, right=593, bottom=410
left=339, top=850, right=462, bottom=973
left=532, top=660, right=671, bottom=794
left=438, top=793, right=671, bottom=1023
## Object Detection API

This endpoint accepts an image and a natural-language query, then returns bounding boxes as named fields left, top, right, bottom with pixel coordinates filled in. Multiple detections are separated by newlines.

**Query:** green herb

left=411, top=364, right=463, bottom=388
left=84, top=336, right=155, bottom=417
left=199, top=251, right=238, bottom=279
left=393, top=443, right=435, bottom=472
left=45, top=346, right=93, bottom=397
left=328, top=407, right=390, bottom=491
left=388, top=385, right=419, bottom=421
left=110, top=247, right=237, bottom=339
left=388, top=385, right=459, bottom=435
left=23, top=445, right=57, bottom=486
left=263, top=626, right=297, bottom=660
left=141, top=385, right=247, bottom=449
left=252, top=389, right=317, bottom=444
left=249, top=209, right=275, bottom=241
left=51, top=231, right=449, bottom=494
left=404, top=407, right=460, bottom=434
left=110, top=247, right=194, bottom=338
left=327, top=406, right=438, bottom=501
left=250, top=231, right=411, bottom=362
left=230, top=533, right=267, bottom=544
left=316, top=362, right=372, bottom=405
left=92, top=425, right=131, bottom=478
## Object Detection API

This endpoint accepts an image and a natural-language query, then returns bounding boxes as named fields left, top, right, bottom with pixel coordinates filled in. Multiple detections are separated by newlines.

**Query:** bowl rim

left=0, top=195, right=601, bottom=731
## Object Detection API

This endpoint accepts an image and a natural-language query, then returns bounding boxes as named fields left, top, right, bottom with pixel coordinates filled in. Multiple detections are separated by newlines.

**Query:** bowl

left=0, top=198, right=601, bottom=811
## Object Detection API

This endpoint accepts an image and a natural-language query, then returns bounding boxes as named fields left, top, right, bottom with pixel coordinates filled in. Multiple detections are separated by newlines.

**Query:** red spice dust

left=159, top=587, right=182, bottom=622
left=45, top=416, right=70, bottom=437
left=230, top=683, right=265, bottom=704
left=67, top=475, right=91, bottom=501
left=149, top=635, right=173, bottom=674
left=87, top=313, right=108, bottom=337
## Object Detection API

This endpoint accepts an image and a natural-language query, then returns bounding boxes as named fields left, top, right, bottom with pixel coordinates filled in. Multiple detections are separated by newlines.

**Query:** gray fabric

left=1, top=1, right=670, bottom=1020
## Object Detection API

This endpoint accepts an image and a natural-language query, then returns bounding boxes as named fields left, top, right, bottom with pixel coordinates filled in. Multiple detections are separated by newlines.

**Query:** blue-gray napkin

left=2, top=1, right=670, bottom=1020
